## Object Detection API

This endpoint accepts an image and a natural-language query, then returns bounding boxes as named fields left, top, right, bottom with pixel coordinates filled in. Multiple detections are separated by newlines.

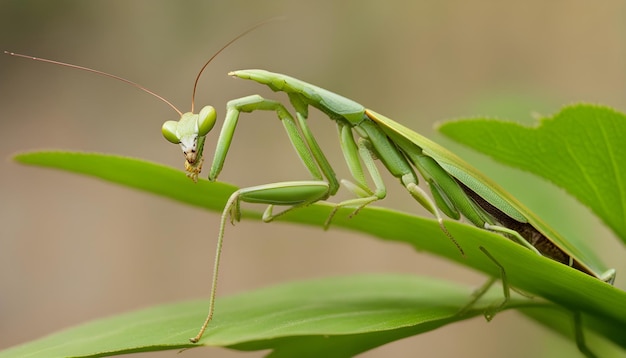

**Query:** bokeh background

left=1, top=1, right=625, bottom=357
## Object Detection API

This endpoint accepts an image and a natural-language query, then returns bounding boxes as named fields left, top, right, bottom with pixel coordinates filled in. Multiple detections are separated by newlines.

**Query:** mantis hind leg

left=573, top=312, right=600, bottom=358
left=458, top=246, right=510, bottom=320
left=457, top=250, right=599, bottom=358
left=479, top=246, right=511, bottom=320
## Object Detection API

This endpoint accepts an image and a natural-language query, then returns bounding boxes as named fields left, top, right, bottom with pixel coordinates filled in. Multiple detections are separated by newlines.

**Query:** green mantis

left=162, top=69, right=616, bottom=343
left=6, top=34, right=616, bottom=350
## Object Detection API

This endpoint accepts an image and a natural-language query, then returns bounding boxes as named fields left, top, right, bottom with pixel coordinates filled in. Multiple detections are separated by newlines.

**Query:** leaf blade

left=0, top=275, right=532, bottom=358
left=10, top=151, right=626, bottom=356
left=438, top=104, right=626, bottom=245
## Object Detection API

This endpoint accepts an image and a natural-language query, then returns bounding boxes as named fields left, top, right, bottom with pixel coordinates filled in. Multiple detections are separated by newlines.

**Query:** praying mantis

left=161, top=69, right=616, bottom=343
left=6, top=28, right=616, bottom=350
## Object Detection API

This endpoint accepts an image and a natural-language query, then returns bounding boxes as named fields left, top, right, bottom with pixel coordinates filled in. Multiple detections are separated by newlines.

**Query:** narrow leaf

left=11, top=151, right=626, bottom=356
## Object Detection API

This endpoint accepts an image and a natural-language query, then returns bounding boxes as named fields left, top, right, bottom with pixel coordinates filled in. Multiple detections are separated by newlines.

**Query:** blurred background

left=1, top=1, right=625, bottom=357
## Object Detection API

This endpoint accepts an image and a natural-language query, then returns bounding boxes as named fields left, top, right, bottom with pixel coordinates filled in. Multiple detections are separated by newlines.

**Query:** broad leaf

left=438, top=104, right=626, bottom=245
left=0, top=275, right=537, bottom=358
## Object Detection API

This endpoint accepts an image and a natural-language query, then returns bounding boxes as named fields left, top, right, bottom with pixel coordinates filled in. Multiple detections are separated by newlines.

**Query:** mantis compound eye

left=161, top=120, right=181, bottom=144
left=197, top=106, right=217, bottom=136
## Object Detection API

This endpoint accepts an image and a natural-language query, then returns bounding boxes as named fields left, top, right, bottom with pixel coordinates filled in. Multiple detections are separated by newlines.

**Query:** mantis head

left=5, top=19, right=276, bottom=184
left=162, top=105, right=217, bottom=182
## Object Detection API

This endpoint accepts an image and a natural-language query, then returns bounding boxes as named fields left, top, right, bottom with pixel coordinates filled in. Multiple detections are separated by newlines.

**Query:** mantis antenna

left=190, top=18, right=283, bottom=112
left=4, top=18, right=282, bottom=116
left=4, top=49, right=183, bottom=116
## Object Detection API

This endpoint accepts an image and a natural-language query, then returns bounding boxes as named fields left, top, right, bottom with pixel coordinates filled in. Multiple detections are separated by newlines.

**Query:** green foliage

left=0, top=275, right=534, bottom=358
left=3, top=103, right=626, bottom=357
left=439, top=104, right=626, bottom=246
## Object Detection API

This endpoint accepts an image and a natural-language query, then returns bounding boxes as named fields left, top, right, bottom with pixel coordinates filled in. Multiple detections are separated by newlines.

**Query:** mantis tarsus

left=6, top=31, right=616, bottom=353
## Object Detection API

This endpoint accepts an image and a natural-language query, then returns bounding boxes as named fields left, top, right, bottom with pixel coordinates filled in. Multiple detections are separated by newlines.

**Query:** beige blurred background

left=1, top=1, right=625, bottom=357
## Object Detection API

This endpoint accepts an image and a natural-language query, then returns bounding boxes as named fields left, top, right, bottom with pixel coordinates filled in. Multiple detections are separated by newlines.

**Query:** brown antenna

left=4, top=50, right=184, bottom=116
left=5, top=17, right=282, bottom=116
left=190, top=17, right=283, bottom=112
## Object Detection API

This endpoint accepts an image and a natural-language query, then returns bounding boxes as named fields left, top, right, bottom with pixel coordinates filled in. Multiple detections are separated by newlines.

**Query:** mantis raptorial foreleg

left=209, top=95, right=331, bottom=185
left=209, top=94, right=399, bottom=226
left=210, top=92, right=460, bottom=243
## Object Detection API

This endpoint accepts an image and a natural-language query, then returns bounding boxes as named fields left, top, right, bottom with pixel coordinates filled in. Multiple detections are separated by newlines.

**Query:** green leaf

left=0, top=275, right=537, bottom=358
left=14, top=152, right=239, bottom=212
left=438, top=104, right=626, bottom=246
left=9, top=151, right=626, bottom=357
